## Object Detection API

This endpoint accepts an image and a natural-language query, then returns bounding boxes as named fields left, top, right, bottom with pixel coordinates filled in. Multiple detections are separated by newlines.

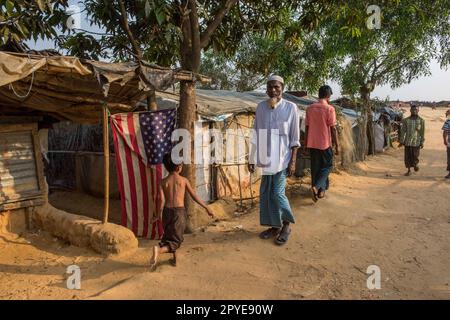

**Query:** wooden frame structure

left=0, top=122, right=46, bottom=211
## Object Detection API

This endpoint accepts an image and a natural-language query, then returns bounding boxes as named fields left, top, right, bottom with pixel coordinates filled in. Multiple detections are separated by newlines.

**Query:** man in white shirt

left=248, top=75, right=300, bottom=245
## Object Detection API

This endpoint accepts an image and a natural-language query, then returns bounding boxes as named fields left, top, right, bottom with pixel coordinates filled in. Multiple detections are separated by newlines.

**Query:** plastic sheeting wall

left=375, top=123, right=385, bottom=153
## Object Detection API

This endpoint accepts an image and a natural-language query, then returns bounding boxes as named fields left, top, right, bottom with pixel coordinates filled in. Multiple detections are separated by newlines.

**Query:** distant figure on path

left=399, top=105, right=425, bottom=176
left=304, top=85, right=339, bottom=202
left=442, top=109, right=450, bottom=179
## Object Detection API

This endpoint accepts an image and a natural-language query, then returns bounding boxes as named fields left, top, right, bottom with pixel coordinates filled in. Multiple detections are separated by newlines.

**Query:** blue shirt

left=251, top=98, right=300, bottom=175
left=443, top=119, right=450, bottom=147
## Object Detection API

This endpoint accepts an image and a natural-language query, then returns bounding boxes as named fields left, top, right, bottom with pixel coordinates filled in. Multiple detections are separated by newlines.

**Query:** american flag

left=110, top=108, right=177, bottom=239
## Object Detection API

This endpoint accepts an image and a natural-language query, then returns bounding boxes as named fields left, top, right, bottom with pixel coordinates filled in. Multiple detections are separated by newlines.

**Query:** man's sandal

left=311, top=187, right=318, bottom=202
left=275, top=227, right=291, bottom=246
left=259, top=227, right=280, bottom=239
left=169, top=252, right=177, bottom=267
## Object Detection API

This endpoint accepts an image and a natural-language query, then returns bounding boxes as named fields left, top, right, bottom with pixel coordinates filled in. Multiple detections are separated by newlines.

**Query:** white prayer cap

left=267, top=74, right=284, bottom=84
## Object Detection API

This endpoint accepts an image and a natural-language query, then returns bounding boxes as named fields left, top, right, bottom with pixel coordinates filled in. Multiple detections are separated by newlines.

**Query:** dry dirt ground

left=0, top=108, right=449, bottom=300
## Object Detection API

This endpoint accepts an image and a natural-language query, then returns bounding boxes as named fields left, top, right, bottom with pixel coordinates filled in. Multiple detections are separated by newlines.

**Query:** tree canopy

left=314, top=0, right=450, bottom=157
left=0, top=0, right=68, bottom=44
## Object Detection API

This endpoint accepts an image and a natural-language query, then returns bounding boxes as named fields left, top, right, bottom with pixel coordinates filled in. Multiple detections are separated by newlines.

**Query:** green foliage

left=314, top=0, right=450, bottom=97
left=198, top=50, right=237, bottom=90
left=200, top=31, right=331, bottom=92
left=56, top=32, right=106, bottom=60
left=200, top=0, right=450, bottom=96
left=0, top=0, right=68, bottom=44
left=57, top=0, right=306, bottom=67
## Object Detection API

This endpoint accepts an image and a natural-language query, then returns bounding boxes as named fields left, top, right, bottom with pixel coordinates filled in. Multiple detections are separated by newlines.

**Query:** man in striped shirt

left=442, top=109, right=450, bottom=179
left=399, top=105, right=425, bottom=176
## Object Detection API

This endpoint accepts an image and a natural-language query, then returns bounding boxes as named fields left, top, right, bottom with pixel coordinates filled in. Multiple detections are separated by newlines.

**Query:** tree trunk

left=178, top=80, right=197, bottom=232
left=177, top=1, right=202, bottom=231
left=356, top=110, right=368, bottom=161
left=367, top=107, right=375, bottom=155
left=361, top=87, right=375, bottom=156
left=356, top=87, right=372, bottom=161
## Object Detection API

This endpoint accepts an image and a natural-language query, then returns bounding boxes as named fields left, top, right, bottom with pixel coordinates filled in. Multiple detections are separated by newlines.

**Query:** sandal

left=311, top=187, right=318, bottom=202
left=318, top=189, right=325, bottom=199
left=169, top=252, right=177, bottom=267
left=275, top=226, right=291, bottom=246
left=259, top=227, right=280, bottom=239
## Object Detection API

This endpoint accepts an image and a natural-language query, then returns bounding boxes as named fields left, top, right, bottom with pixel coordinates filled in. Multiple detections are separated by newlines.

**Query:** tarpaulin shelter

left=0, top=51, right=209, bottom=123
left=333, top=98, right=404, bottom=157
left=0, top=51, right=209, bottom=225
left=45, top=87, right=357, bottom=210
left=154, top=90, right=319, bottom=204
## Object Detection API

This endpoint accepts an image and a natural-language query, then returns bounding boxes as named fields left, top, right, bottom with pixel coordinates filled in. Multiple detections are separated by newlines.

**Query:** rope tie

left=9, top=54, right=35, bottom=99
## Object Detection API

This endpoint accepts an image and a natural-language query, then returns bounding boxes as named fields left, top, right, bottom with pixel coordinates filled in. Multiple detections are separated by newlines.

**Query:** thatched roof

left=0, top=51, right=209, bottom=123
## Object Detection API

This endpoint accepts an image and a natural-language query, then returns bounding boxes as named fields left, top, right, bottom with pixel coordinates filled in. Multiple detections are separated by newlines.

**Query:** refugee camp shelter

left=0, top=117, right=46, bottom=214
left=46, top=88, right=320, bottom=208
left=333, top=98, right=403, bottom=158
left=156, top=89, right=319, bottom=203
left=0, top=51, right=208, bottom=123
left=0, top=51, right=207, bottom=232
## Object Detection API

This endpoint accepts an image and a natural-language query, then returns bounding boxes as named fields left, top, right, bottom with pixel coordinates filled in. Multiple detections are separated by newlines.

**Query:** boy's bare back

left=161, top=173, right=187, bottom=208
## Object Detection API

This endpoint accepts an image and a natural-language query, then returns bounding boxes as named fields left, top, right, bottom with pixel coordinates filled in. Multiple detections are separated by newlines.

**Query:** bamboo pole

left=102, top=105, right=110, bottom=224
left=249, top=171, right=254, bottom=207
left=237, top=162, right=243, bottom=211
left=248, top=114, right=254, bottom=207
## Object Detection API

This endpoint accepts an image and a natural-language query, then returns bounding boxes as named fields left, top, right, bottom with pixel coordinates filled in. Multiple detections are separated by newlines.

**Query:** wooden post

left=147, top=90, right=157, bottom=111
left=25, top=207, right=33, bottom=230
left=237, top=162, right=243, bottom=211
left=102, top=105, right=109, bottom=224
left=249, top=171, right=254, bottom=207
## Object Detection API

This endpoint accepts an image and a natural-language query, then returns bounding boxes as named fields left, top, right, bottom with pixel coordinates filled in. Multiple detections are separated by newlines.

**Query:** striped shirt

left=442, top=119, right=450, bottom=147
left=400, top=116, right=425, bottom=147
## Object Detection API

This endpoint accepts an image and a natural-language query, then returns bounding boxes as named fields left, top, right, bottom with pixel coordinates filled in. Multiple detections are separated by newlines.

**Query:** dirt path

left=1, top=108, right=449, bottom=300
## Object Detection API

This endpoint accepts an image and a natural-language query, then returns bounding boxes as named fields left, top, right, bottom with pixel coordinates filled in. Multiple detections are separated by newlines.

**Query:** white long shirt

left=251, top=98, right=300, bottom=175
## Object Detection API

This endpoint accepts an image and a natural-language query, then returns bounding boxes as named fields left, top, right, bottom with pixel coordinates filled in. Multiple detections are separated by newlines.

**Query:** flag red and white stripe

left=111, top=113, right=166, bottom=239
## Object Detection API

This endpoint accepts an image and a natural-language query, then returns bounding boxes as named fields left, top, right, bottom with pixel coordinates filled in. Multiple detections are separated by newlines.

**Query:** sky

left=329, top=61, right=450, bottom=102
left=25, top=0, right=450, bottom=102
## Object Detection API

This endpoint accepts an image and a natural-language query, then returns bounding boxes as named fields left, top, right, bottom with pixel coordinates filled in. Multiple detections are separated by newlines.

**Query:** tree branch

left=370, top=58, right=378, bottom=83
left=188, top=0, right=201, bottom=71
left=0, top=16, right=22, bottom=26
left=374, top=60, right=412, bottom=84
left=72, top=28, right=112, bottom=36
left=199, top=0, right=239, bottom=48
left=117, top=0, right=142, bottom=59
left=180, top=1, right=193, bottom=69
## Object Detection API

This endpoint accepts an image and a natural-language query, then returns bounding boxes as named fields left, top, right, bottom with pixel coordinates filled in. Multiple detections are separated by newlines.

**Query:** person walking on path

left=442, top=109, right=450, bottom=179
left=248, top=75, right=300, bottom=246
left=399, top=105, right=425, bottom=176
left=304, top=85, right=339, bottom=202
left=149, top=154, right=214, bottom=271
